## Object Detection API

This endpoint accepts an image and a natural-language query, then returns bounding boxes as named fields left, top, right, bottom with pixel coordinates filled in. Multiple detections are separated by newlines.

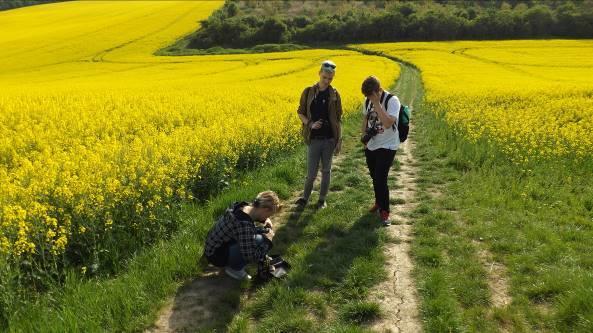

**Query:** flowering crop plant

left=357, top=40, right=593, bottom=163
left=0, top=1, right=399, bottom=277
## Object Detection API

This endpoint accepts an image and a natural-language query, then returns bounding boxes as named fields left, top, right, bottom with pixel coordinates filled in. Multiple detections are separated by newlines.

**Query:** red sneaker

left=380, top=210, right=391, bottom=226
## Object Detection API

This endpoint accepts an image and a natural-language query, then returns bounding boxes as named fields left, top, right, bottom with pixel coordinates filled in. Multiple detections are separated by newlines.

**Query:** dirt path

left=146, top=265, right=240, bottom=333
left=147, top=62, right=424, bottom=333
left=369, top=63, right=423, bottom=333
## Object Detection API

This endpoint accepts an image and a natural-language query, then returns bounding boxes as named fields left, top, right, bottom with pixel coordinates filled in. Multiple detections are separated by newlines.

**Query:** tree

left=226, top=2, right=238, bottom=17
left=255, top=17, right=289, bottom=44
left=523, top=5, right=554, bottom=36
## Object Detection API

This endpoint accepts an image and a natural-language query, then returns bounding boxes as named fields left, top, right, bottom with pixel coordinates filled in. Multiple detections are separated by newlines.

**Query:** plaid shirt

left=204, top=202, right=271, bottom=263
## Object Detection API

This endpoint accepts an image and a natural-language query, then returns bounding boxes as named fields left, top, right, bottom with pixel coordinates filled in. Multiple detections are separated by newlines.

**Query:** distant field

left=356, top=40, right=593, bottom=162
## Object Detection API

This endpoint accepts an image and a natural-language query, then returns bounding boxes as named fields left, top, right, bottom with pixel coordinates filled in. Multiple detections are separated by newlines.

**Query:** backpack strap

left=364, top=98, right=371, bottom=127
left=383, top=93, right=393, bottom=109
left=382, top=92, right=397, bottom=131
left=364, top=98, right=379, bottom=129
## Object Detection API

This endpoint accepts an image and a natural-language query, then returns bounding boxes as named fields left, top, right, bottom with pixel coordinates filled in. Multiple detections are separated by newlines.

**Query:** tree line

left=189, top=0, right=593, bottom=50
left=0, top=0, right=56, bottom=11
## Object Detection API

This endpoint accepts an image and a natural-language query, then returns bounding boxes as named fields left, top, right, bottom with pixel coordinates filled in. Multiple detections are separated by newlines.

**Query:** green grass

left=3, top=83, right=401, bottom=332
left=223, top=113, right=392, bottom=332
left=156, top=42, right=309, bottom=56
left=407, top=60, right=593, bottom=332
left=7, top=50, right=592, bottom=333
left=340, top=301, right=382, bottom=324
left=4, top=139, right=309, bottom=332
left=214, top=60, right=427, bottom=332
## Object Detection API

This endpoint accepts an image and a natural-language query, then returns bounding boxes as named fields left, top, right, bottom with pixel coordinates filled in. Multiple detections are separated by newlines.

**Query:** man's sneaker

left=224, top=266, right=251, bottom=281
left=380, top=210, right=391, bottom=227
left=368, top=203, right=380, bottom=213
left=295, top=197, right=308, bottom=206
left=316, top=200, right=327, bottom=209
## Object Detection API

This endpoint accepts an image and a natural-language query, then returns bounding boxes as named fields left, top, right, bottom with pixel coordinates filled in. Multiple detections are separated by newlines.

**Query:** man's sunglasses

left=322, top=63, right=336, bottom=69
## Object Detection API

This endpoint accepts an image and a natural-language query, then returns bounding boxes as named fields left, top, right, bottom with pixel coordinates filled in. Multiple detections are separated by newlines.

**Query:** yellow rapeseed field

left=0, top=1, right=399, bottom=266
left=356, top=40, right=593, bottom=162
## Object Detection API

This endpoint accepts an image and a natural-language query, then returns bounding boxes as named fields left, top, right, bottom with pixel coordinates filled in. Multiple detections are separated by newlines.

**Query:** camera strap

left=365, top=92, right=396, bottom=131
left=365, top=92, right=384, bottom=129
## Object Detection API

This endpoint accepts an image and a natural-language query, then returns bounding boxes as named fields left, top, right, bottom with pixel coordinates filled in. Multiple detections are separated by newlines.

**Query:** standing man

left=295, top=60, right=343, bottom=209
left=361, top=76, right=400, bottom=226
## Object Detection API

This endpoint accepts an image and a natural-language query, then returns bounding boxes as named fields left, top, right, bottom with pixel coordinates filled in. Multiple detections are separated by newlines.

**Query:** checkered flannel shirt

left=204, top=202, right=271, bottom=263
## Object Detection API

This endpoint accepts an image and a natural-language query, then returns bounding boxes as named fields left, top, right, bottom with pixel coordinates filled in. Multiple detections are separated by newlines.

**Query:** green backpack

left=398, top=104, right=410, bottom=142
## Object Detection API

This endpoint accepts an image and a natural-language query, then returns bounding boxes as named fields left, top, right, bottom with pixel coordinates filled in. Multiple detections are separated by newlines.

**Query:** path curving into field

left=368, top=63, right=424, bottom=333
left=146, top=158, right=351, bottom=333
left=146, top=58, right=426, bottom=333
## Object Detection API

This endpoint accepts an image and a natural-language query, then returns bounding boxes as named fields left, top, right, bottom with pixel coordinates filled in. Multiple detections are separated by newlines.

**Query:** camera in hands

left=361, top=126, right=378, bottom=144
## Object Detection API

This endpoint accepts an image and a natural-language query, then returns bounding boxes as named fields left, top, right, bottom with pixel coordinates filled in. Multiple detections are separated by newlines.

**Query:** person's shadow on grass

left=149, top=264, right=242, bottom=332
left=149, top=202, right=332, bottom=332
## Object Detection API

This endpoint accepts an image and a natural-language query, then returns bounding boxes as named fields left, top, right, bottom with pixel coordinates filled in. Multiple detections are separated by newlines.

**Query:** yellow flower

left=46, top=230, right=56, bottom=242
left=357, top=40, right=593, bottom=162
left=54, top=236, right=68, bottom=253
left=0, top=1, right=398, bottom=263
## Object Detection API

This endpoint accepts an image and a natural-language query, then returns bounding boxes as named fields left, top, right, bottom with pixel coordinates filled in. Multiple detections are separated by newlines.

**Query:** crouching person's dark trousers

left=207, top=234, right=266, bottom=270
left=365, top=148, right=396, bottom=213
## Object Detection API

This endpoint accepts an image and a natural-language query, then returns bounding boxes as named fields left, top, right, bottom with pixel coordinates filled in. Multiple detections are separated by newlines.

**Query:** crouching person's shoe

left=225, top=266, right=251, bottom=281
left=295, top=197, right=308, bottom=207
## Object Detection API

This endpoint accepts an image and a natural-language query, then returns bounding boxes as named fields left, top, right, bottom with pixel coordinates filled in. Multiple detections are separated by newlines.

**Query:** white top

left=362, top=92, right=400, bottom=151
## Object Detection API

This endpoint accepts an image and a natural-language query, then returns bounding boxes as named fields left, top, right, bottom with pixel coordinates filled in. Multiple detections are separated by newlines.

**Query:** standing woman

left=361, top=76, right=400, bottom=226
left=295, top=60, right=343, bottom=209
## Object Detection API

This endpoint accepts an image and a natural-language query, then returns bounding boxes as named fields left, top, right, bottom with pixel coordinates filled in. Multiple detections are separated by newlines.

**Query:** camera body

left=361, top=126, right=378, bottom=144
left=257, top=255, right=291, bottom=281
left=255, top=226, right=271, bottom=234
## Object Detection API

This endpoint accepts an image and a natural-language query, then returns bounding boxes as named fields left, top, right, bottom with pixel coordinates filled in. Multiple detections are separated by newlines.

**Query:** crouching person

left=203, top=191, right=281, bottom=280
